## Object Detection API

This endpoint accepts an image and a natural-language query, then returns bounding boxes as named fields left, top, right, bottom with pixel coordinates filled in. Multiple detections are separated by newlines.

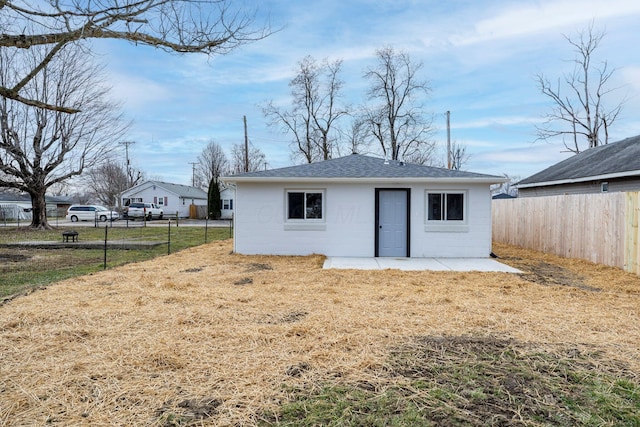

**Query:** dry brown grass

left=0, top=240, right=638, bottom=425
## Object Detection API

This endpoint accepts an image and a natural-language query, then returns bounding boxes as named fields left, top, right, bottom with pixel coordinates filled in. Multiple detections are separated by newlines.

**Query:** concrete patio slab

left=323, top=257, right=521, bottom=273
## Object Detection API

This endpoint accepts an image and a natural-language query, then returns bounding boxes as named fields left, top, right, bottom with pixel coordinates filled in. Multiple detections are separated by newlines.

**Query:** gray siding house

left=518, top=135, right=640, bottom=197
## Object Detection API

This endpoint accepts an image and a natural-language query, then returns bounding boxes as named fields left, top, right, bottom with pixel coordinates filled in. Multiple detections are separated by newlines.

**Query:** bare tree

left=264, top=56, right=348, bottom=163
left=86, top=161, right=136, bottom=207
left=336, top=117, right=371, bottom=157
left=449, top=141, right=470, bottom=171
left=230, top=142, right=265, bottom=173
left=535, top=24, right=624, bottom=153
left=0, top=1, right=270, bottom=113
left=195, top=140, right=228, bottom=188
left=491, top=174, right=520, bottom=197
left=363, top=46, right=435, bottom=164
left=0, top=44, right=128, bottom=229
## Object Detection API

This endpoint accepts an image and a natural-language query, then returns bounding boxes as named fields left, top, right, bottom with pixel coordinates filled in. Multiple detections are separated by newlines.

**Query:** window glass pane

left=288, top=192, right=304, bottom=219
left=427, top=193, right=442, bottom=220
left=306, top=193, right=322, bottom=219
left=446, top=193, right=464, bottom=220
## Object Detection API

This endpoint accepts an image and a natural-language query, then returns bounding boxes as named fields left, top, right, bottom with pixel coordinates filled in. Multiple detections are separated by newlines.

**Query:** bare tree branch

left=86, top=160, right=140, bottom=207
left=535, top=23, right=626, bottom=153
left=0, top=0, right=271, bottom=112
left=263, top=56, right=349, bottom=163
left=363, top=46, right=435, bottom=164
left=195, top=139, right=228, bottom=188
left=0, top=43, right=129, bottom=228
left=230, top=141, right=265, bottom=173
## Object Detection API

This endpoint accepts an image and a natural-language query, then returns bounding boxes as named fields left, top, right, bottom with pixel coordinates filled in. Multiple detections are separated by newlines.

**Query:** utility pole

left=189, top=162, right=198, bottom=187
left=119, top=140, right=136, bottom=185
left=446, top=111, right=451, bottom=170
left=243, top=115, right=249, bottom=172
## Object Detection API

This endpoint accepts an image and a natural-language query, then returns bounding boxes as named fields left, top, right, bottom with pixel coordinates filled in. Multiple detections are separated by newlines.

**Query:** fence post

left=205, top=217, right=208, bottom=243
left=167, top=219, right=171, bottom=255
left=103, top=225, right=108, bottom=270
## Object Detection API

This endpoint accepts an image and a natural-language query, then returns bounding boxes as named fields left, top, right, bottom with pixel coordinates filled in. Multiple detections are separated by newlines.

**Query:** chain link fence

left=0, top=218, right=233, bottom=300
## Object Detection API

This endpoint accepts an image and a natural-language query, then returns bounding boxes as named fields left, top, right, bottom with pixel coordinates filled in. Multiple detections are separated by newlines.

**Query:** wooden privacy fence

left=492, top=192, right=640, bottom=275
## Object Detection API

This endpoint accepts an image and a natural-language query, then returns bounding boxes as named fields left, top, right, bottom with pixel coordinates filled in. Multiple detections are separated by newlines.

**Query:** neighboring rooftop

left=518, top=135, right=640, bottom=187
left=127, top=181, right=208, bottom=199
left=224, top=154, right=503, bottom=182
left=0, top=192, right=73, bottom=204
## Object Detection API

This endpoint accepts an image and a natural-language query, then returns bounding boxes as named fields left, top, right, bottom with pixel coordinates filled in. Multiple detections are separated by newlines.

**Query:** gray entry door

left=378, top=190, right=408, bottom=257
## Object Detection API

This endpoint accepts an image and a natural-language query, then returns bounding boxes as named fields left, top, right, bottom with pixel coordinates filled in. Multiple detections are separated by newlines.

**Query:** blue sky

left=95, top=0, right=640, bottom=185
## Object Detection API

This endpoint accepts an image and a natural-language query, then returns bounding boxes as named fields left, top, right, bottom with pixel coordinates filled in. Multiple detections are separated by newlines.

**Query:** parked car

left=66, top=205, right=119, bottom=222
left=126, top=202, right=164, bottom=220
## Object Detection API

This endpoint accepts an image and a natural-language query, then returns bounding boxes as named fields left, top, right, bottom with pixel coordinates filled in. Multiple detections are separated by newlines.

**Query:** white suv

left=66, top=205, right=119, bottom=222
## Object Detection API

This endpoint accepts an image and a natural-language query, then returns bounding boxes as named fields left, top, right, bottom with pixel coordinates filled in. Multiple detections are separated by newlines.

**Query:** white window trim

left=284, top=189, right=326, bottom=231
left=424, top=189, right=469, bottom=233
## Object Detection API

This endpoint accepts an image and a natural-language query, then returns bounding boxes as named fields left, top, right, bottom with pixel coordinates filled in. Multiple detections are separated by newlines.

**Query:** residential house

left=517, top=135, right=640, bottom=197
left=219, top=185, right=235, bottom=220
left=222, top=154, right=506, bottom=258
left=0, top=192, right=73, bottom=220
left=121, top=181, right=208, bottom=218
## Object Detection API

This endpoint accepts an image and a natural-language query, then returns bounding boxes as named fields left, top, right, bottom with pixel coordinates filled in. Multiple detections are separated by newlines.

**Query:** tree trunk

left=29, top=186, right=51, bottom=229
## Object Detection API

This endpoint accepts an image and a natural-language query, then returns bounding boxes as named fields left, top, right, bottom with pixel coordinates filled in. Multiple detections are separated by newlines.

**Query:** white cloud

left=455, top=116, right=541, bottom=130
left=454, top=0, right=640, bottom=46
left=106, top=73, right=172, bottom=111
left=622, top=66, right=640, bottom=92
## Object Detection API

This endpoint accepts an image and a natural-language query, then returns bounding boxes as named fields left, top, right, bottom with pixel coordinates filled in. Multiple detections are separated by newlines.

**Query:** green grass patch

left=264, top=337, right=640, bottom=426
left=0, top=225, right=231, bottom=299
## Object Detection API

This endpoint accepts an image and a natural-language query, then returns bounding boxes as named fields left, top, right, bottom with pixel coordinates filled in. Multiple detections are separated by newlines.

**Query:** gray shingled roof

left=128, top=181, right=208, bottom=199
left=0, top=192, right=31, bottom=203
left=518, top=135, right=640, bottom=186
left=225, top=154, right=502, bottom=181
left=154, top=181, right=208, bottom=199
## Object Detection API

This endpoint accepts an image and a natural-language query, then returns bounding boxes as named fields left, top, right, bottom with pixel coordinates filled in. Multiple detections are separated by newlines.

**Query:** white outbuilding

left=223, top=154, right=506, bottom=258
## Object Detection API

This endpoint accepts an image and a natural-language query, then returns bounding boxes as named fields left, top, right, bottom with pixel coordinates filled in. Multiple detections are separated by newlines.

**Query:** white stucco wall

left=234, top=181, right=493, bottom=258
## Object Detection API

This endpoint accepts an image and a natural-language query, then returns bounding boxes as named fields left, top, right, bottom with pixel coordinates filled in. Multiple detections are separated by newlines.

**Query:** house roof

left=0, top=192, right=31, bottom=203
left=518, top=135, right=640, bottom=188
left=0, top=192, right=73, bottom=204
left=492, top=193, right=516, bottom=199
left=224, top=154, right=505, bottom=184
left=122, top=181, right=208, bottom=199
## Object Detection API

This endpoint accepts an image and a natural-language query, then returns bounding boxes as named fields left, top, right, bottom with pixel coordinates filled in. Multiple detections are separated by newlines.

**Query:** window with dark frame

left=427, top=192, right=465, bottom=221
left=287, top=191, right=323, bottom=220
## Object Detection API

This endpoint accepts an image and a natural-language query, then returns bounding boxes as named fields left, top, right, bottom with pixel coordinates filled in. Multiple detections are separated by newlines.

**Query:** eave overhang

left=517, top=169, right=640, bottom=189
left=222, top=176, right=507, bottom=185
